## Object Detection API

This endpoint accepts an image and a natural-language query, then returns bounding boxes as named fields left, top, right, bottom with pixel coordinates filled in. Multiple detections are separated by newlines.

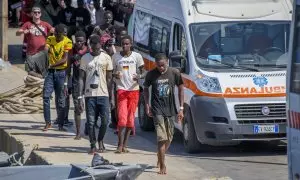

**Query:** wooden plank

left=0, top=0, right=8, bottom=61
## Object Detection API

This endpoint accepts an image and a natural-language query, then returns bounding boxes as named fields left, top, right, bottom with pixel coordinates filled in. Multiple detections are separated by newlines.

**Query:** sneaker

left=43, top=123, right=52, bottom=131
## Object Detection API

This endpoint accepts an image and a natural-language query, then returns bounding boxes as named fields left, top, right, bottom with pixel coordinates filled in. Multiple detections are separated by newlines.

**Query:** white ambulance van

left=129, top=0, right=292, bottom=153
left=287, top=0, right=300, bottom=179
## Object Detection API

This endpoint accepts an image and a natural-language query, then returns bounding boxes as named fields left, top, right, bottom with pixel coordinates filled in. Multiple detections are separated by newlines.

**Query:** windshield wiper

left=208, top=58, right=260, bottom=72
left=253, top=64, right=287, bottom=68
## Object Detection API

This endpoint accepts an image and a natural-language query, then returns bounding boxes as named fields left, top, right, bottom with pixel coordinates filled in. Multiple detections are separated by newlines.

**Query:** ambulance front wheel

left=183, top=105, right=208, bottom=153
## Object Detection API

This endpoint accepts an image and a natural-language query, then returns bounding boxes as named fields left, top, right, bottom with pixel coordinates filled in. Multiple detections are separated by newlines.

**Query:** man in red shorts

left=112, top=35, right=145, bottom=153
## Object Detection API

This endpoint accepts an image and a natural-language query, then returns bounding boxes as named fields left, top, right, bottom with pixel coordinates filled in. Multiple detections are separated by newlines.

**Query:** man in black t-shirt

left=144, top=53, right=184, bottom=175
left=58, top=0, right=76, bottom=37
left=65, top=31, right=88, bottom=140
left=72, top=0, right=91, bottom=33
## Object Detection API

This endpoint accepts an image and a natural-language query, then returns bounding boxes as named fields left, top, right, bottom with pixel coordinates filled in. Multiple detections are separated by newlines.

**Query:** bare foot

left=115, top=146, right=123, bottom=154
left=122, top=147, right=130, bottom=153
left=158, top=164, right=167, bottom=175
left=88, top=148, right=97, bottom=155
left=74, top=135, right=81, bottom=140
left=98, top=142, right=106, bottom=153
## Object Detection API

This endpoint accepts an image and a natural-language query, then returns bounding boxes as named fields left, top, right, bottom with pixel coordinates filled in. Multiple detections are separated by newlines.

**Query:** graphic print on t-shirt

left=29, top=25, right=45, bottom=36
left=76, top=17, right=84, bottom=26
left=157, top=79, right=170, bottom=97
left=65, top=12, right=73, bottom=23
left=119, top=60, right=134, bottom=70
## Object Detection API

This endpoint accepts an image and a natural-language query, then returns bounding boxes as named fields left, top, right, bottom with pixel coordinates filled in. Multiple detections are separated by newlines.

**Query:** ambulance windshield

left=190, top=21, right=290, bottom=70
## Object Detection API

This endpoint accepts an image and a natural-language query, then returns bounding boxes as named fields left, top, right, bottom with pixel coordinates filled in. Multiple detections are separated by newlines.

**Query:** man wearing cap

left=16, top=6, right=55, bottom=77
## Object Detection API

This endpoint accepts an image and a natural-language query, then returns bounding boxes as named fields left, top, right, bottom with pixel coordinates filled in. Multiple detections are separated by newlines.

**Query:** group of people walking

left=16, top=0, right=185, bottom=175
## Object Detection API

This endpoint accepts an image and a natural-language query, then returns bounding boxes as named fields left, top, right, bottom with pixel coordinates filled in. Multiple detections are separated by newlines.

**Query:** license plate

left=253, top=125, right=279, bottom=134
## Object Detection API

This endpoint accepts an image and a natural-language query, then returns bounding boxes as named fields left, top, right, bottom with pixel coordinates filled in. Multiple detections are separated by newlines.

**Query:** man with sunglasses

left=16, top=6, right=55, bottom=77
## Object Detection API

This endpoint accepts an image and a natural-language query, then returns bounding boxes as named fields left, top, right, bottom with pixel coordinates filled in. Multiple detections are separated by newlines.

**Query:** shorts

left=153, top=115, right=175, bottom=142
left=117, top=89, right=139, bottom=129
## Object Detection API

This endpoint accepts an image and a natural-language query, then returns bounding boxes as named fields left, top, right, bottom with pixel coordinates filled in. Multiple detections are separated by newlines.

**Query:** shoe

left=54, top=120, right=58, bottom=125
left=43, top=123, right=52, bottom=131
left=58, top=126, right=67, bottom=132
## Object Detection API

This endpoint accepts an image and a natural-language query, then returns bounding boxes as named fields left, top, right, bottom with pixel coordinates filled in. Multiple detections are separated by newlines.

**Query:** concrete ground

left=0, top=65, right=213, bottom=180
left=0, top=28, right=288, bottom=180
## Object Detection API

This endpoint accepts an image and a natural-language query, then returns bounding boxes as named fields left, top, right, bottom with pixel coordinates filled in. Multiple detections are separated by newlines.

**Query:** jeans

left=85, top=96, right=109, bottom=148
left=43, top=70, right=66, bottom=126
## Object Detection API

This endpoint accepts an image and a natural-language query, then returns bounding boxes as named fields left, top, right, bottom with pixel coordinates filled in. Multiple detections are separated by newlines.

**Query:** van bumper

left=189, top=96, right=287, bottom=146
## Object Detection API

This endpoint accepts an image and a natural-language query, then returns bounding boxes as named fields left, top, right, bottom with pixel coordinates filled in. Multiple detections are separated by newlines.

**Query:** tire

left=138, top=93, right=154, bottom=131
left=183, top=106, right=205, bottom=153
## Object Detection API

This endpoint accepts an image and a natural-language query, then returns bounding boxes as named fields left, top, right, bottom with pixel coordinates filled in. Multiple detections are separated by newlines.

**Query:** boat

left=0, top=153, right=148, bottom=180
left=0, top=163, right=147, bottom=180
left=0, top=151, right=24, bottom=167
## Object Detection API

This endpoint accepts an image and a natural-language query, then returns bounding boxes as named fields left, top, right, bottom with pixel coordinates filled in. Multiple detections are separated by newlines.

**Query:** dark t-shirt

left=70, top=46, right=88, bottom=86
left=144, top=67, right=184, bottom=116
left=34, top=0, right=56, bottom=25
left=58, top=7, right=76, bottom=26
left=72, top=7, right=91, bottom=27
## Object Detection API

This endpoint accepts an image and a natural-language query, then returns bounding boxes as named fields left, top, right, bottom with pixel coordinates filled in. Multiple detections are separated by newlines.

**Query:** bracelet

left=78, top=96, right=83, bottom=100
left=179, top=106, right=184, bottom=110
left=64, top=82, right=67, bottom=86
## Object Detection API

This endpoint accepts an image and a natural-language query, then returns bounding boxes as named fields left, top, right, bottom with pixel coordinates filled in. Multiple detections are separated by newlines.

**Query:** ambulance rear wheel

left=138, top=93, right=154, bottom=131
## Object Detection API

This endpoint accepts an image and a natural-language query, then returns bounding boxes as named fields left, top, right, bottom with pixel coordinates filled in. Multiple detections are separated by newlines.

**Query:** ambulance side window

left=149, top=16, right=171, bottom=57
left=172, top=24, right=189, bottom=74
left=133, top=10, right=151, bottom=52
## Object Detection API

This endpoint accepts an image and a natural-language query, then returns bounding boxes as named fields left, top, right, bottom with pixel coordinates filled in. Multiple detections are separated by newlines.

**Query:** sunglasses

left=33, top=11, right=41, bottom=14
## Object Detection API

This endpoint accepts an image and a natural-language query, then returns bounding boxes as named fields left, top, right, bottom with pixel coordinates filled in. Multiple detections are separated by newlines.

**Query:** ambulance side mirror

left=169, top=51, right=187, bottom=73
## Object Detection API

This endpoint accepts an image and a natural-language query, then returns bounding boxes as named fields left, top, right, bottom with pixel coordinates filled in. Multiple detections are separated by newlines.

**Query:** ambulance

left=129, top=0, right=293, bottom=153
left=287, top=0, right=300, bottom=179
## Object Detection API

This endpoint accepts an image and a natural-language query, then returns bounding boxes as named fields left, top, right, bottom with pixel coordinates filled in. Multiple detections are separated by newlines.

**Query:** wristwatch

left=179, top=106, right=184, bottom=110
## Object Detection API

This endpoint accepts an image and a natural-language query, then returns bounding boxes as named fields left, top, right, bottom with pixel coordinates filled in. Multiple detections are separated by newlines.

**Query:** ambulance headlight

left=196, top=72, right=222, bottom=93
